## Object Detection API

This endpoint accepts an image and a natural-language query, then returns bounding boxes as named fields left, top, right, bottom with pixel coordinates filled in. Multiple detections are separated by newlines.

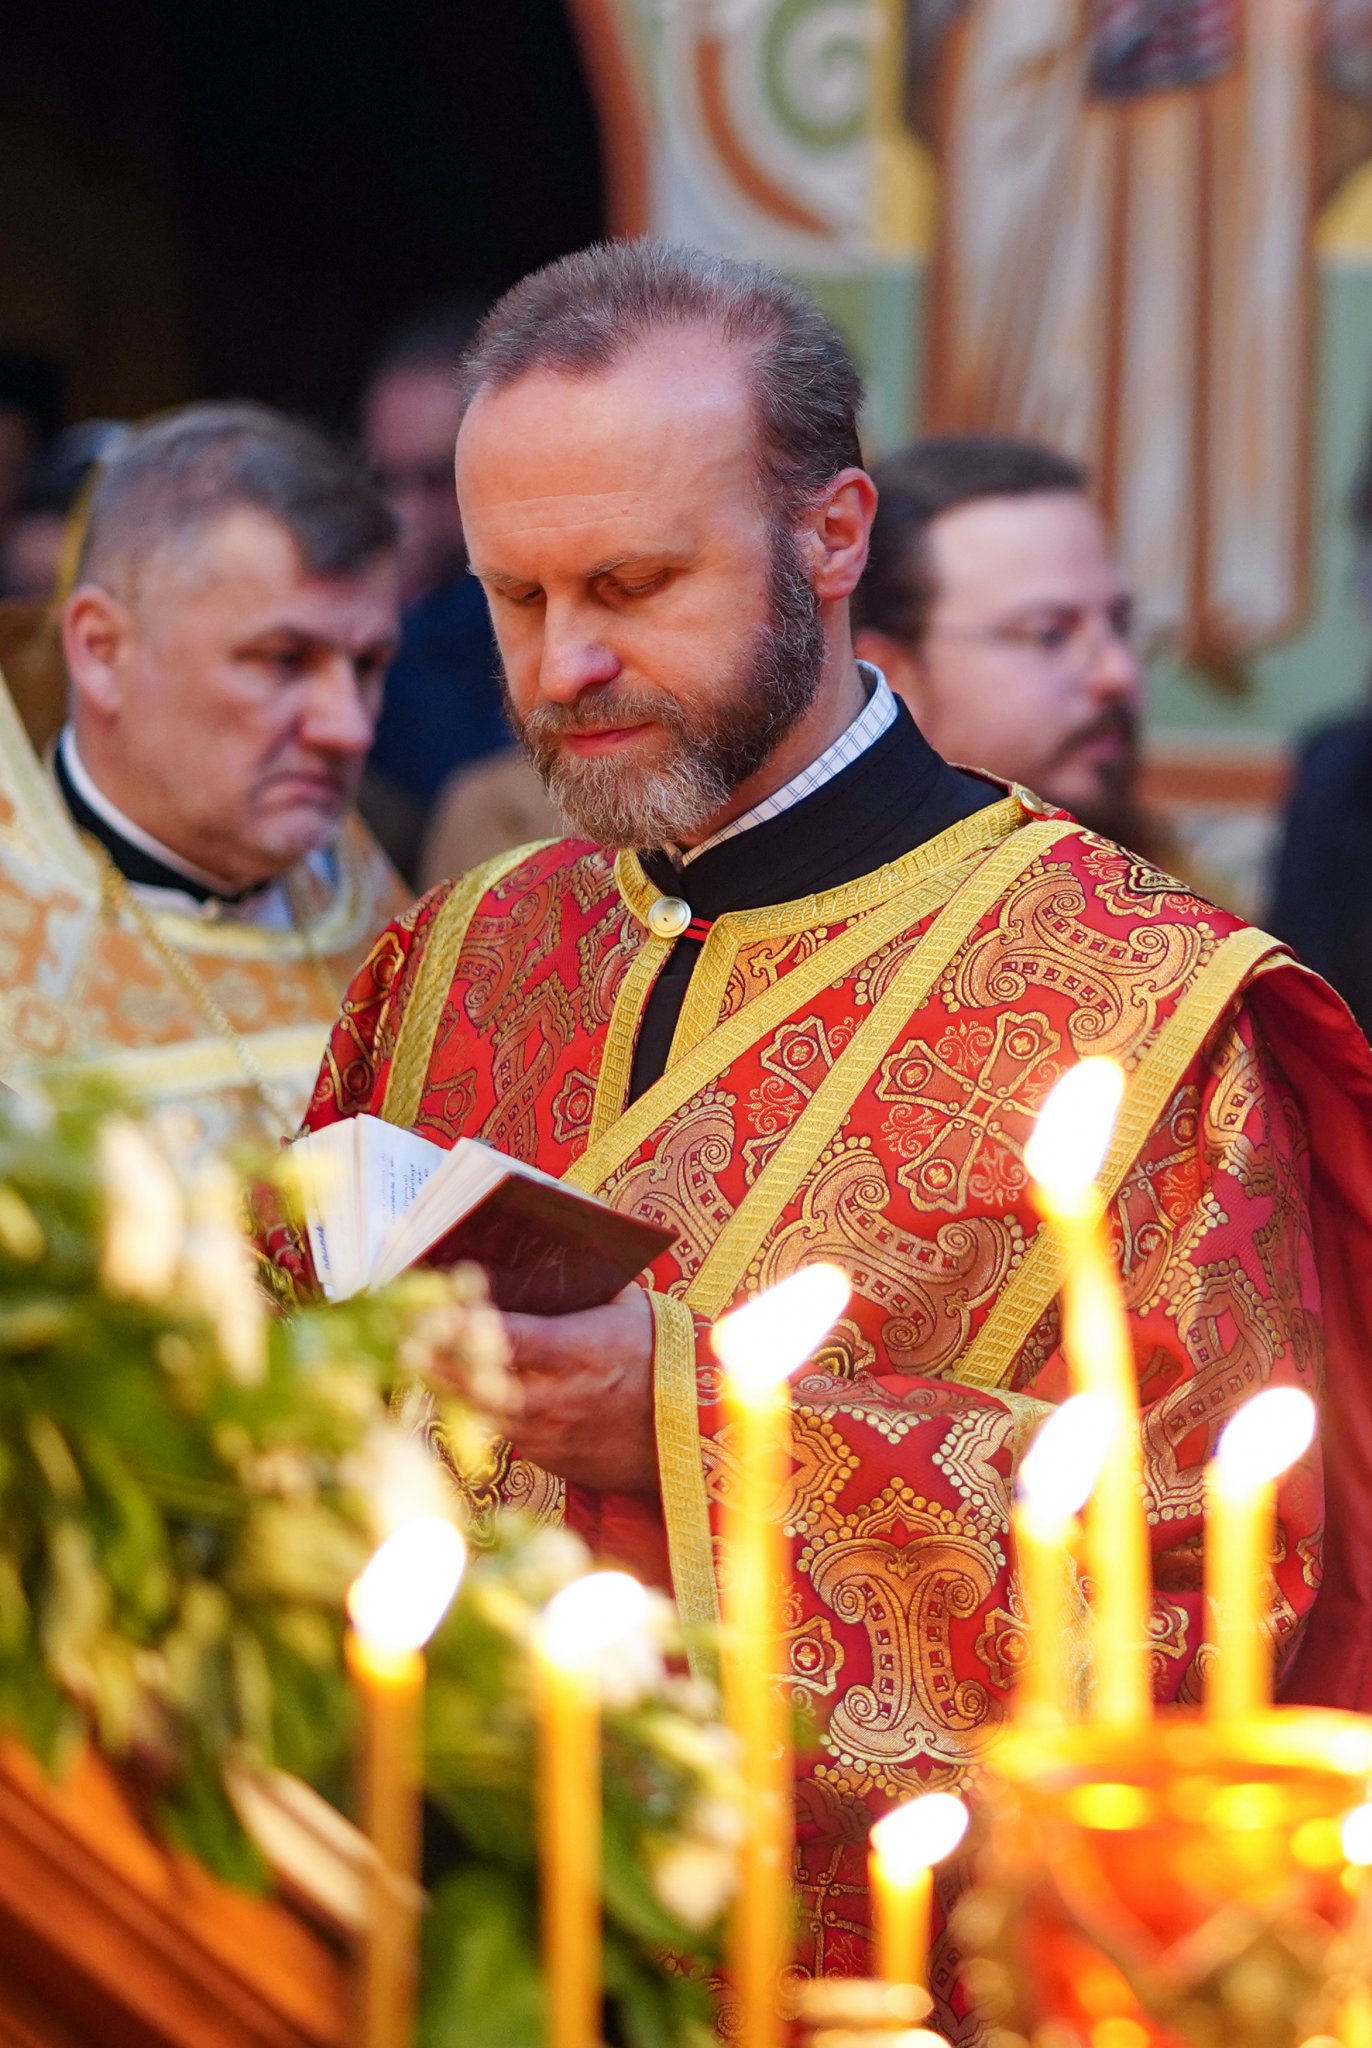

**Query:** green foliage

left=0, top=1085, right=732, bottom=2046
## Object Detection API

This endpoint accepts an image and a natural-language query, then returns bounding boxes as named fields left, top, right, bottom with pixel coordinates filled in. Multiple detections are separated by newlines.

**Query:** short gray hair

left=76, top=402, right=398, bottom=595
left=458, top=240, right=864, bottom=520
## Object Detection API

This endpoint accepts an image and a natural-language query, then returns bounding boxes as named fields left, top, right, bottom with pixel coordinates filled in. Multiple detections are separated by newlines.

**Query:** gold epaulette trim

left=952, top=922, right=1287, bottom=1393
left=381, top=841, right=558, bottom=1129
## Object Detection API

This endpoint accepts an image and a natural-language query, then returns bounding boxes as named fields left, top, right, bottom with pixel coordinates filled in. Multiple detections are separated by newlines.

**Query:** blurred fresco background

left=5, top=0, right=1372, bottom=916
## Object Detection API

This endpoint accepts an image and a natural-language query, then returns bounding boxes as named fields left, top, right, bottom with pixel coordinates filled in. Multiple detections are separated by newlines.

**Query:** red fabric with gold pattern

left=287, top=816, right=1372, bottom=2034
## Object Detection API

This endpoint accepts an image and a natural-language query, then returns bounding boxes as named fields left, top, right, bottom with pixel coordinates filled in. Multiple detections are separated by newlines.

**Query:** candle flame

left=1024, top=1059, right=1126, bottom=1202
left=712, top=1262, right=850, bottom=1393
left=869, top=1792, right=969, bottom=1881
left=347, top=1515, right=466, bottom=1654
left=542, top=1569, right=651, bottom=1672
left=1215, top=1387, right=1317, bottom=1490
left=1342, top=1802, right=1372, bottom=1866
left=1018, top=1393, right=1112, bottom=1524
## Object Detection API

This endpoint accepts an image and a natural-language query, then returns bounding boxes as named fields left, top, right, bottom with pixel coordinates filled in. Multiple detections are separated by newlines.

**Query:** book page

left=358, top=1119, right=445, bottom=1278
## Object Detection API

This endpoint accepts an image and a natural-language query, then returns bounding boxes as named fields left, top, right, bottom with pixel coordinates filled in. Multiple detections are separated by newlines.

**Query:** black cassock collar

left=628, top=699, right=996, bottom=1101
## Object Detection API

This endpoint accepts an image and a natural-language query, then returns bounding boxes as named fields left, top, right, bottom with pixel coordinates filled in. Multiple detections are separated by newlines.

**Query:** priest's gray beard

left=503, top=526, right=827, bottom=849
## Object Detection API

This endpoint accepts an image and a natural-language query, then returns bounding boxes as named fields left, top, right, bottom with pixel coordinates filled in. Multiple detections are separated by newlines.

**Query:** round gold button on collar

left=646, top=894, right=692, bottom=940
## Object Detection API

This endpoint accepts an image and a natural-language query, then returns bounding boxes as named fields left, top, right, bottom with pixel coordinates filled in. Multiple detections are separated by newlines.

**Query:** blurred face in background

left=362, top=364, right=466, bottom=604
left=856, top=490, right=1141, bottom=824
left=64, top=507, right=399, bottom=889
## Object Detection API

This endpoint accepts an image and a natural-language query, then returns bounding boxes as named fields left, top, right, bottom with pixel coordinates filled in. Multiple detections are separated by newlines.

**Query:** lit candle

left=713, top=1264, right=851, bottom=2048
left=536, top=1570, right=653, bottom=2048
left=347, top=1516, right=468, bottom=2048
left=1205, top=1386, right=1316, bottom=1723
left=1024, top=1059, right=1152, bottom=1730
left=868, top=1793, right=969, bottom=1992
left=1013, top=1394, right=1111, bottom=1723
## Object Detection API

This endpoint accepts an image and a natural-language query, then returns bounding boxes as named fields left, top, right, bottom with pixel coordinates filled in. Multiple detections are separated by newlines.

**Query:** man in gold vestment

left=289, top=246, right=1372, bottom=2021
left=0, top=404, right=406, bottom=1149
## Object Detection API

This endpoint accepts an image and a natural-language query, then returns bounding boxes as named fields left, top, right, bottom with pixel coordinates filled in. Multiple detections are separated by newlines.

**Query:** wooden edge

left=0, top=1741, right=349, bottom=2048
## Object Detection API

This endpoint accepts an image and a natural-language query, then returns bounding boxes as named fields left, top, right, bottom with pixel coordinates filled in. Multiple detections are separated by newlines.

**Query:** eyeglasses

left=924, top=596, right=1137, bottom=667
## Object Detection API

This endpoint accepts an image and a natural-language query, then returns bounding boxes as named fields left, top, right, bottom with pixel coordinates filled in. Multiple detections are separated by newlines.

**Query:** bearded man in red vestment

left=285, top=243, right=1372, bottom=2023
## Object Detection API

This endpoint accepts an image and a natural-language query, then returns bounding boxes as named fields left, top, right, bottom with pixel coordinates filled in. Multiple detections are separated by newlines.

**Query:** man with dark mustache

left=854, top=435, right=1155, bottom=851
left=287, top=242, right=1372, bottom=2019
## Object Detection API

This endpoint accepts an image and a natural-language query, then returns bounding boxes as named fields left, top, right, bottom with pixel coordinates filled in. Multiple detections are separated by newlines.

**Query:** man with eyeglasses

left=854, top=434, right=1148, bottom=845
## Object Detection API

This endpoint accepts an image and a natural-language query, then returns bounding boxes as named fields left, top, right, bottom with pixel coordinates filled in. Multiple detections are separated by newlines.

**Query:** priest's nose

left=537, top=608, right=621, bottom=703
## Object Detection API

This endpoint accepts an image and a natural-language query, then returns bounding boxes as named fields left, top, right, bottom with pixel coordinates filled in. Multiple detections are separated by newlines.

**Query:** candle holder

left=791, top=1976, right=938, bottom=2043
left=954, top=1708, right=1372, bottom=2048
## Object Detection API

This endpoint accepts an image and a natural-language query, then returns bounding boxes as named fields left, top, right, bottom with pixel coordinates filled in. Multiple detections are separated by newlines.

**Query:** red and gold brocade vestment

left=294, top=790, right=1372, bottom=2010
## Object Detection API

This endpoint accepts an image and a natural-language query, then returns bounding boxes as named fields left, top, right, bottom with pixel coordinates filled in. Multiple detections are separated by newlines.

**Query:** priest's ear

left=795, top=467, right=878, bottom=603
left=62, top=585, right=135, bottom=717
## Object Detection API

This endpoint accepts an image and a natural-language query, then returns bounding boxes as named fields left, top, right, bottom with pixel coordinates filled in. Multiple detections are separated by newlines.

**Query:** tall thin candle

left=537, top=1570, right=652, bottom=2048
left=868, top=1793, right=969, bottom=1992
left=1024, top=1060, right=1152, bottom=1730
left=347, top=1516, right=467, bottom=2048
left=1013, top=1395, right=1110, bottom=1723
left=1205, top=1386, right=1316, bottom=1722
left=714, top=1265, right=850, bottom=2048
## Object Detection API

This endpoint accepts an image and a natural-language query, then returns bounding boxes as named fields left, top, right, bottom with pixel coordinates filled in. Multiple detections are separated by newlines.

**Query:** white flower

left=596, top=1616, right=668, bottom=1711
left=648, top=1838, right=738, bottom=1931
left=98, top=1117, right=186, bottom=1301
left=178, top=1164, right=265, bottom=1385
left=350, top=1421, right=457, bottom=1539
left=686, top=1792, right=745, bottom=1850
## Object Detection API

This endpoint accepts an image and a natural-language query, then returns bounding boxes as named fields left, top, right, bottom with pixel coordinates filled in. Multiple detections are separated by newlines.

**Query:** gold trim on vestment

left=381, top=842, right=556, bottom=1129
left=614, top=792, right=1026, bottom=945
left=650, top=1289, right=720, bottom=1663
left=682, top=821, right=1081, bottom=1320
left=25, top=1023, right=330, bottom=1100
left=566, top=806, right=1047, bottom=1201
left=951, top=923, right=1288, bottom=1393
left=145, top=822, right=383, bottom=964
left=588, top=870, right=673, bottom=1143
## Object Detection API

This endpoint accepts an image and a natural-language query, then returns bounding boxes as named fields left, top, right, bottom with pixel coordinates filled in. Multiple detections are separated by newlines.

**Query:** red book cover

left=417, top=1174, right=674, bottom=1314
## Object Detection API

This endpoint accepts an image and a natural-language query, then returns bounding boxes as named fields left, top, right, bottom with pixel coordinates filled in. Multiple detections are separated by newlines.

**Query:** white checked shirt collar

left=673, top=663, right=897, bottom=869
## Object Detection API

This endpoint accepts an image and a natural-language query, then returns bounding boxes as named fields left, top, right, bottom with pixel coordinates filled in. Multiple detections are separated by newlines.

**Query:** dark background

left=0, top=0, right=604, bottom=428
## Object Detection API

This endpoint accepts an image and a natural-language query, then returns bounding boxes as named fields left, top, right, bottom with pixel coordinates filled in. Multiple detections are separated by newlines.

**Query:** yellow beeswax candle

left=868, top=1794, right=969, bottom=1991
left=714, top=1265, right=850, bottom=2048
left=1024, top=1060, right=1151, bottom=1730
left=347, top=1517, right=467, bottom=2048
left=1205, top=1386, right=1316, bottom=1723
left=537, top=1570, right=652, bottom=2048
left=1013, top=1395, right=1110, bottom=1723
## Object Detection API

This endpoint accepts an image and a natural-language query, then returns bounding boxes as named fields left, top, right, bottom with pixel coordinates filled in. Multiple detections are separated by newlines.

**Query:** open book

left=292, top=1114, right=674, bottom=1314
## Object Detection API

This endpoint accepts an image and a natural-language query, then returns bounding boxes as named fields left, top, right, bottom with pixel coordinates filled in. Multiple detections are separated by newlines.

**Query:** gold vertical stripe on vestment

left=682, top=822, right=1081, bottom=1320
left=381, top=842, right=556, bottom=1130
left=649, top=1290, right=721, bottom=1664
left=951, top=923, right=1288, bottom=1393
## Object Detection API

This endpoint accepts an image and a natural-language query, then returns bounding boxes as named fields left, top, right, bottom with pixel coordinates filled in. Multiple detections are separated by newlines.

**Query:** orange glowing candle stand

left=956, top=1709, right=1372, bottom=2048
left=868, top=1793, right=969, bottom=1994
left=346, top=1516, right=467, bottom=2048
left=1013, top=1395, right=1110, bottom=1725
left=535, top=1570, right=650, bottom=2048
left=713, top=1265, right=850, bottom=2048
left=1205, top=1385, right=1317, bottom=1724
left=1024, top=1060, right=1151, bottom=1730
